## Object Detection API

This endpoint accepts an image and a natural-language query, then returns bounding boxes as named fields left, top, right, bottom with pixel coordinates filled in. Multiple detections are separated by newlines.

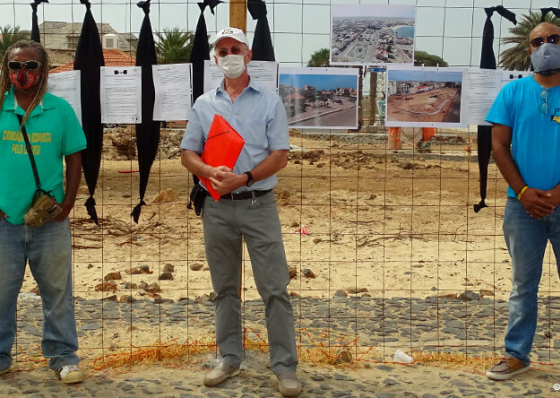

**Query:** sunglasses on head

left=8, top=60, right=41, bottom=71
left=529, top=34, right=560, bottom=47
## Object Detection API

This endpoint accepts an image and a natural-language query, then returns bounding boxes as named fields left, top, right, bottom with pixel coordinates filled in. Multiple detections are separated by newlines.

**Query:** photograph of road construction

left=386, top=69, right=464, bottom=125
left=279, top=69, right=359, bottom=128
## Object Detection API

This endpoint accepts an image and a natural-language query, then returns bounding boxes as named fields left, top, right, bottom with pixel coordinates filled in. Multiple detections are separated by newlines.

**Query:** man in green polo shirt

left=0, top=40, right=86, bottom=384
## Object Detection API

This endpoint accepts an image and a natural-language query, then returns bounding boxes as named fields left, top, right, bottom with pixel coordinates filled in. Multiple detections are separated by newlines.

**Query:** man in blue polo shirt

left=486, top=22, right=560, bottom=380
left=181, top=27, right=300, bottom=396
left=0, top=41, right=86, bottom=383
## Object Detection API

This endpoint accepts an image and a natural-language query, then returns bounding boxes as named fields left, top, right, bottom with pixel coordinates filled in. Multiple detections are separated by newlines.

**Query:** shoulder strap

left=16, top=114, right=41, bottom=190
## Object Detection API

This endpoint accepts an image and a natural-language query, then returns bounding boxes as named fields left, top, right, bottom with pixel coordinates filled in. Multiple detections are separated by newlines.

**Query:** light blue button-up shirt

left=181, top=78, right=290, bottom=192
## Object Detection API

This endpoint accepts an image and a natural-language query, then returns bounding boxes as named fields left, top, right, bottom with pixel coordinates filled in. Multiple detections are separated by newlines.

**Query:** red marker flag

left=200, top=115, right=245, bottom=200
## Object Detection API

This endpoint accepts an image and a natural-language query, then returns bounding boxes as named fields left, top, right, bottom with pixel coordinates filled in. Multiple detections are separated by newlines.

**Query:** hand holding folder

left=200, top=115, right=245, bottom=200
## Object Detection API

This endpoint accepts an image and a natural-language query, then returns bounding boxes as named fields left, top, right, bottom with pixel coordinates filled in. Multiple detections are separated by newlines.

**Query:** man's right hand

left=0, top=209, right=6, bottom=219
left=520, top=188, right=555, bottom=219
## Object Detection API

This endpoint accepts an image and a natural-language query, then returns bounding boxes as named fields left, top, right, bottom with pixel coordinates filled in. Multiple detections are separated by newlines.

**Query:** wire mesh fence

left=4, top=0, right=560, bottom=374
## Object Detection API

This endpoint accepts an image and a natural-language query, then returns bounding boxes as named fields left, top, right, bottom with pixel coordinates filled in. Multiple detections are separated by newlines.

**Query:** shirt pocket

left=242, top=118, right=268, bottom=149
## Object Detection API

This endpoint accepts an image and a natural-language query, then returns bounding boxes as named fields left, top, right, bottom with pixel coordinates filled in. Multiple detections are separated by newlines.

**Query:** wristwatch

left=244, top=171, right=255, bottom=187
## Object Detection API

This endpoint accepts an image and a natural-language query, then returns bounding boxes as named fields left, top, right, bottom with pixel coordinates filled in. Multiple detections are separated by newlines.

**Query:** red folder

left=199, top=114, right=245, bottom=200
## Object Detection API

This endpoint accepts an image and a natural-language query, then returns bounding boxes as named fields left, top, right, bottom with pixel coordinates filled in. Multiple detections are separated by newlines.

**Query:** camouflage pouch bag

left=24, top=189, right=62, bottom=227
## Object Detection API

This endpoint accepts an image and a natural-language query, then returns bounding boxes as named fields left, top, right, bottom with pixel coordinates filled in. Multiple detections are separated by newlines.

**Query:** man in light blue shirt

left=485, top=22, right=560, bottom=381
left=180, top=27, right=300, bottom=397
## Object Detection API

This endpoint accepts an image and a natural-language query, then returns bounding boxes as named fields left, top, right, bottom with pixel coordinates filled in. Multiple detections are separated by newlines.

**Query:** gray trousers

left=202, top=191, right=298, bottom=375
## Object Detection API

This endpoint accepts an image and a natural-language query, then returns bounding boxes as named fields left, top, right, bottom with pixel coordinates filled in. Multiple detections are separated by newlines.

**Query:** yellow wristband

left=517, top=185, right=528, bottom=200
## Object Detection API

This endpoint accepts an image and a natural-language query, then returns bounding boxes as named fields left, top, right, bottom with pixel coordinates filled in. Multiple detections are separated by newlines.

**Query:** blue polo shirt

left=0, top=88, right=86, bottom=224
left=486, top=76, right=560, bottom=198
left=180, top=78, right=290, bottom=192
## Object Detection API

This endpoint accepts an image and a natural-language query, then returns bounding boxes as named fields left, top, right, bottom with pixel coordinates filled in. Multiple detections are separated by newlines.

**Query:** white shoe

left=55, top=364, right=84, bottom=384
left=203, top=362, right=240, bottom=387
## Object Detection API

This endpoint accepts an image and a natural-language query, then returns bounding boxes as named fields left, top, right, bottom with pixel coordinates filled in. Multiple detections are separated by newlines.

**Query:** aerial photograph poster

left=279, top=67, right=359, bottom=129
left=385, top=67, right=467, bottom=128
left=331, top=4, right=416, bottom=66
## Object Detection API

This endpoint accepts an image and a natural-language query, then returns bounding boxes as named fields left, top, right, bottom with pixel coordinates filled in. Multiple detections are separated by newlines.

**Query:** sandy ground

left=10, top=129, right=560, bottom=395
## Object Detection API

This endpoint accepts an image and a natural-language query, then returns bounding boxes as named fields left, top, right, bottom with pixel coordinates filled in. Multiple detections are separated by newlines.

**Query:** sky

left=0, top=1, right=557, bottom=68
left=279, top=73, right=357, bottom=90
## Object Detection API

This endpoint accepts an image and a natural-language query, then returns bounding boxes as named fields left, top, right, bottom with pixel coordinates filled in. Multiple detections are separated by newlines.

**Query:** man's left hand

left=54, top=201, right=72, bottom=222
left=543, top=185, right=560, bottom=208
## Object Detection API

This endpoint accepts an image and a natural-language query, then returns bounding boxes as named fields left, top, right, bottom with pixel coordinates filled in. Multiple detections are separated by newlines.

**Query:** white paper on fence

left=100, top=66, right=142, bottom=124
left=48, top=70, right=82, bottom=126
left=385, top=66, right=468, bottom=128
left=499, top=70, right=532, bottom=88
left=245, top=61, right=279, bottom=93
left=203, top=60, right=223, bottom=93
left=464, top=68, right=500, bottom=126
left=203, top=60, right=279, bottom=94
left=152, top=63, right=192, bottom=121
left=278, top=66, right=359, bottom=130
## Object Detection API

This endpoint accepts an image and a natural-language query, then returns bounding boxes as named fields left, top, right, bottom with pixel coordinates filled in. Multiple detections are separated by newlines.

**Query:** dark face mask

left=530, top=43, right=560, bottom=76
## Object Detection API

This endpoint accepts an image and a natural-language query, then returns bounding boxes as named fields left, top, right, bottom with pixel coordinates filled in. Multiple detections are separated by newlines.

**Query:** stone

left=333, top=290, right=348, bottom=298
left=190, top=263, right=204, bottom=271
left=145, top=283, right=161, bottom=293
left=126, top=265, right=152, bottom=275
left=333, top=349, right=353, bottom=364
left=163, top=263, right=175, bottom=273
left=303, top=268, right=316, bottom=278
left=123, top=282, right=138, bottom=289
left=458, top=291, right=480, bottom=301
left=119, top=295, right=136, bottom=304
left=159, top=272, right=173, bottom=281
left=288, top=266, right=297, bottom=278
left=152, top=188, right=178, bottom=203
left=95, top=282, right=117, bottom=292
left=104, top=272, right=122, bottom=281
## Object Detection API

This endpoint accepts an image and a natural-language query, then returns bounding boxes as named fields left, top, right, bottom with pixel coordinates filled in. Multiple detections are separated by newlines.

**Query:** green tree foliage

left=155, top=28, right=195, bottom=64
left=500, top=11, right=560, bottom=71
left=413, top=50, right=448, bottom=67
left=0, top=25, right=31, bottom=60
left=307, top=48, right=330, bottom=67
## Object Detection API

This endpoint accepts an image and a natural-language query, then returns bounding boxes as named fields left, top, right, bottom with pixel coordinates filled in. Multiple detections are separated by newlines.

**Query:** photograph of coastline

left=331, top=4, right=416, bottom=65
left=279, top=67, right=359, bottom=129
left=386, top=67, right=466, bottom=128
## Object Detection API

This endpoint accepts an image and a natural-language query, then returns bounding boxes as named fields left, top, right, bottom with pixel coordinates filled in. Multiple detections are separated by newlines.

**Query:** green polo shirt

left=0, top=88, right=86, bottom=225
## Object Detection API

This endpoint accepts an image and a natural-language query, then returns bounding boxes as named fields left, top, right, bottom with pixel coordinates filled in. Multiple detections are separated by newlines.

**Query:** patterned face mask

left=10, top=69, right=38, bottom=91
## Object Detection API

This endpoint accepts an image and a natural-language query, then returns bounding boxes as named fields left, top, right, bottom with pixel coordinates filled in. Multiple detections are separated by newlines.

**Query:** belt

left=220, top=189, right=271, bottom=200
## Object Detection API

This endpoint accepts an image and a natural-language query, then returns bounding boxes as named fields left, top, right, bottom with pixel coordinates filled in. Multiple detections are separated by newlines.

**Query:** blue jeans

left=0, top=218, right=79, bottom=371
left=503, top=198, right=560, bottom=366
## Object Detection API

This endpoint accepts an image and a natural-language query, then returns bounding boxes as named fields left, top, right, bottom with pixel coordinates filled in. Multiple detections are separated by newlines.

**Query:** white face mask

left=217, top=54, right=246, bottom=79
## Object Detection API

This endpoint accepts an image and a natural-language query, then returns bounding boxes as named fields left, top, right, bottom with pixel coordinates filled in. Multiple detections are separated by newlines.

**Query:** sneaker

left=55, top=364, right=84, bottom=384
left=203, top=362, right=240, bottom=387
left=486, top=356, right=529, bottom=380
left=277, top=371, right=302, bottom=397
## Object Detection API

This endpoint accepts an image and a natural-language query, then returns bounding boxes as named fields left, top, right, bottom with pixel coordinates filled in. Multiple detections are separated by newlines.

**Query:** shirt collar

left=215, top=76, right=261, bottom=99
left=2, top=87, right=53, bottom=117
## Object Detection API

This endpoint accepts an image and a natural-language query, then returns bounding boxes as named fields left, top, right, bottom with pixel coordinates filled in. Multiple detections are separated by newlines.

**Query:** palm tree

left=500, top=11, right=560, bottom=71
left=307, top=48, right=330, bottom=67
left=0, top=25, right=31, bottom=60
left=155, top=28, right=195, bottom=64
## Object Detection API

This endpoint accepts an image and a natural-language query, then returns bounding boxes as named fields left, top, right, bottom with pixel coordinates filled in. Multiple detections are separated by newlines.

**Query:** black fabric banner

left=74, top=0, right=105, bottom=224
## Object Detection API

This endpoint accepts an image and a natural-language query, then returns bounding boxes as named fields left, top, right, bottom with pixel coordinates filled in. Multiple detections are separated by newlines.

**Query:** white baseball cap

left=213, top=27, right=250, bottom=48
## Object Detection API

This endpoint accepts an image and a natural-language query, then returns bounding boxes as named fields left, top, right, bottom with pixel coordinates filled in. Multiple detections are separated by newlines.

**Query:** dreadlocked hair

left=0, top=40, right=50, bottom=126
